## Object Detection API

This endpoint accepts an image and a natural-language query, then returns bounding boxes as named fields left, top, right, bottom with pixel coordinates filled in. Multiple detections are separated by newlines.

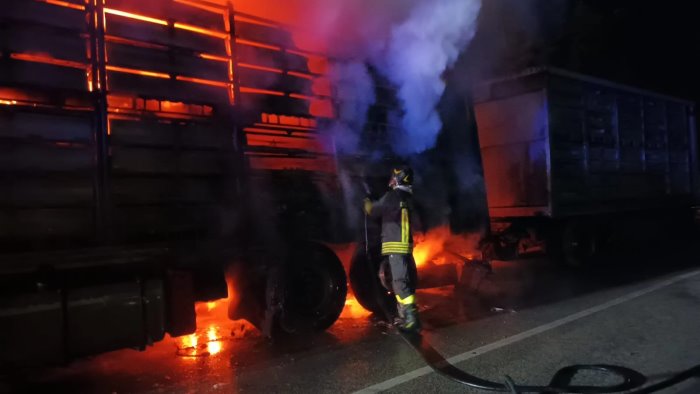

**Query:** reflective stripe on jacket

left=365, top=189, right=414, bottom=255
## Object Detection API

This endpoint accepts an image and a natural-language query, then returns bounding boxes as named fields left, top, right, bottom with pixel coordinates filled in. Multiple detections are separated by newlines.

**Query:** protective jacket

left=365, top=186, right=416, bottom=255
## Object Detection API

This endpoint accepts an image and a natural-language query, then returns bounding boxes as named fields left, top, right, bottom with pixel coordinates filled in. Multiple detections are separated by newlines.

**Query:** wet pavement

left=3, top=241, right=700, bottom=394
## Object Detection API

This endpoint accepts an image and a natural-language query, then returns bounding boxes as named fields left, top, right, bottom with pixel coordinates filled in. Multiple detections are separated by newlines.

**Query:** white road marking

left=353, top=269, right=700, bottom=393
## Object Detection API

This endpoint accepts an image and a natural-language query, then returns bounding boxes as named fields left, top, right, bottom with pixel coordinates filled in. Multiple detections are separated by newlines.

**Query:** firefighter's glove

left=363, top=198, right=373, bottom=215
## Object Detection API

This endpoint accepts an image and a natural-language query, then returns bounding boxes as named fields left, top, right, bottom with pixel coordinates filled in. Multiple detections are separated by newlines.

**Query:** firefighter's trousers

left=381, top=253, right=418, bottom=300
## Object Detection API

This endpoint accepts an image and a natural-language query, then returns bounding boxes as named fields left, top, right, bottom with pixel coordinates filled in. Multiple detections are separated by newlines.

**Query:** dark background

left=460, top=0, right=700, bottom=104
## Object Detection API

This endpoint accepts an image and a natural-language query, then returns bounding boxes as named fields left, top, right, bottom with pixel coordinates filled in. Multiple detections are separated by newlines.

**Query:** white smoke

left=323, top=61, right=376, bottom=154
left=379, top=0, right=482, bottom=155
left=301, top=0, right=482, bottom=156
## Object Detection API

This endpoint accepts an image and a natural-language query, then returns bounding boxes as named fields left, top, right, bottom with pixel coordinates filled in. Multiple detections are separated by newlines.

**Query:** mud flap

left=165, top=270, right=196, bottom=337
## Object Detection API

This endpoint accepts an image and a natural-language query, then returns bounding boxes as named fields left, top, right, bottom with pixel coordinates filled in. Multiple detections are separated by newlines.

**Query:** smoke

left=379, top=0, right=481, bottom=155
left=322, top=61, right=376, bottom=154
left=293, top=0, right=482, bottom=156
left=457, top=0, right=574, bottom=81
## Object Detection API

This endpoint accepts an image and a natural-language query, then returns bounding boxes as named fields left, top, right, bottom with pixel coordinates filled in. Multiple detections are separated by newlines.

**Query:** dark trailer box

left=473, top=67, right=698, bottom=219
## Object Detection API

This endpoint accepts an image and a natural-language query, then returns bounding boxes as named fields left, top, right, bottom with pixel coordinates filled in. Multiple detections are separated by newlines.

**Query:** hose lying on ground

left=362, top=212, right=700, bottom=393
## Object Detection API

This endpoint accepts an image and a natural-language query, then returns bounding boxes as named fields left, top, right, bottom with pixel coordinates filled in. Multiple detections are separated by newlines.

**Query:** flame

left=340, top=293, right=371, bottom=319
left=206, top=326, right=222, bottom=355
left=178, top=300, right=229, bottom=358
left=413, top=226, right=452, bottom=268
left=175, top=276, right=256, bottom=359
left=413, top=226, right=482, bottom=268
left=183, top=333, right=198, bottom=350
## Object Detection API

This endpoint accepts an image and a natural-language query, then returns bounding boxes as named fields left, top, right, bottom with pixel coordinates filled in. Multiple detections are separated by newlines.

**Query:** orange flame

left=413, top=226, right=452, bottom=268
left=340, top=293, right=371, bottom=319
left=206, top=326, right=222, bottom=355
left=413, top=226, right=482, bottom=268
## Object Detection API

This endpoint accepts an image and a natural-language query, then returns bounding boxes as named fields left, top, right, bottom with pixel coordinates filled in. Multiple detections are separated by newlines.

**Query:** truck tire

left=278, top=242, right=348, bottom=334
left=349, top=245, right=396, bottom=317
left=555, top=220, right=597, bottom=268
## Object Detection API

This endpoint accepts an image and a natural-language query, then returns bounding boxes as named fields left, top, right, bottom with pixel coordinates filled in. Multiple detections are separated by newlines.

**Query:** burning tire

left=349, top=245, right=396, bottom=317
left=276, top=242, right=347, bottom=335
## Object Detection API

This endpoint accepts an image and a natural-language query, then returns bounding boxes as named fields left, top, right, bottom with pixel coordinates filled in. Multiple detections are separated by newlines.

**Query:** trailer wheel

left=558, top=220, right=597, bottom=268
left=278, top=242, right=347, bottom=334
left=349, top=246, right=396, bottom=317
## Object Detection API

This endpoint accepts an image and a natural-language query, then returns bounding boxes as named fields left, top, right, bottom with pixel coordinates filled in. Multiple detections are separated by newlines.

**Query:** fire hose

left=360, top=195, right=700, bottom=393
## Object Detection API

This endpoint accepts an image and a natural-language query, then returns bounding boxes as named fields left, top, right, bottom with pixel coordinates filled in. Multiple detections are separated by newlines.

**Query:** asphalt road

left=3, top=243, right=700, bottom=394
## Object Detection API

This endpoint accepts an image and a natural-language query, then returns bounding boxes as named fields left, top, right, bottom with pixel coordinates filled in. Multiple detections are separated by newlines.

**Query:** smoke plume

left=290, top=0, right=482, bottom=156
left=322, top=61, right=376, bottom=154
left=379, top=0, right=481, bottom=155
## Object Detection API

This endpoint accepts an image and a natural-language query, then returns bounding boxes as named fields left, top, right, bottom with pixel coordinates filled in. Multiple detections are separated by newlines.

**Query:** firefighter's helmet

left=389, top=165, right=413, bottom=187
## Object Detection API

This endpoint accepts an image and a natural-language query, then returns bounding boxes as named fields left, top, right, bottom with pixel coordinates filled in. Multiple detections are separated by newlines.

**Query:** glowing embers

left=173, top=22, right=227, bottom=39
left=107, top=95, right=214, bottom=117
left=104, top=8, right=168, bottom=26
left=245, top=132, right=324, bottom=154
left=239, top=63, right=284, bottom=74
left=105, top=66, right=230, bottom=90
left=176, top=76, right=229, bottom=88
left=176, top=299, right=256, bottom=359
left=37, top=0, right=85, bottom=11
left=179, top=325, right=223, bottom=357
left=246, top=154, right=336, bottom=173
left=104, top=8, right=226, bottom=38
left=0, top=100, right=18, bottom=106
left=287, top=71, right=315, bottom=80
left=239, top=87, right=285, bottom=97
left=106, top=65, right=169, bottom=79
left=289, top=93, right=313, bottom=101
left=177, top=301, right=224, bottom=358
left=235, top=38, right=281, bottom=52
left=199, top=53, right=229, bottom=63
left=10, top=53, right=86, bottom=70
left=260, top=113, right=317, bottom=129
left=245, top=118, right=323, bottom=153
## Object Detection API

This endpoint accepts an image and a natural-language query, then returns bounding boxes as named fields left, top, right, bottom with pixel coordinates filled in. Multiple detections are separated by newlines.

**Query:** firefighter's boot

left=396, top=295, right=421, bottom=333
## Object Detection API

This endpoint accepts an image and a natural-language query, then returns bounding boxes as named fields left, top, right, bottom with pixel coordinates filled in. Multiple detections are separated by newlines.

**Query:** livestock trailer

left=0, top=0, right=349, bottom=366
left=474, top=67, right=699, bottom=265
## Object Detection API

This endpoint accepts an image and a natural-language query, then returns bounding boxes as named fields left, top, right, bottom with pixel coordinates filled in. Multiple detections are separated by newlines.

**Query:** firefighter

left=364, top=165, right=421, bottom=332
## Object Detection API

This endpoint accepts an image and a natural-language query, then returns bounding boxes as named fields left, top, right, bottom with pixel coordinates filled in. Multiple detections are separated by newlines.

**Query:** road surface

left=3, top=244, right=700, bottom=393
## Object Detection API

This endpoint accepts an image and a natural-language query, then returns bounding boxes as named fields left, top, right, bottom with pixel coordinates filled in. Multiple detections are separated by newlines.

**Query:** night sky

left=463, top=0, right=700, bottom=103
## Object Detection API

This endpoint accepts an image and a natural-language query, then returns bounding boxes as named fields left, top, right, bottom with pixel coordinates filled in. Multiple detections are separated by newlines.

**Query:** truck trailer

left=474, top=67, right=699, bottom=266
left=1, top=0, right=698, bottom=367
left=0, top=0, right=352, bottom=366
